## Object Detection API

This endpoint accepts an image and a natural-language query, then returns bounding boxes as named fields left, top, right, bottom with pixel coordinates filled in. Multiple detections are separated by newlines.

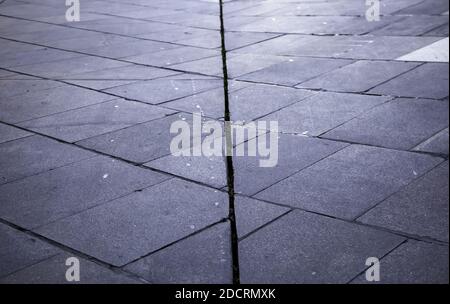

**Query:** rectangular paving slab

left=239, top=210, right=404, bottom=283
left=0, top=135, right=95, bottom=185
left=298, top=60, right=419, bottom=93
left=0, top=253, right=140, bottom=284
left=369, top=63, right=449, bottom=99
left=358, top=161, right=449, bottom=242
left=0, top=123, right=31, bottom=144
left=0, top=85, right=116, bottom=123
left=0, top=223, right=60, bottom=278
left=238, top=57, right=354, bottom=87
left=351, top=240, right=449, bottom=284
left=105, top=77, right=223, bottom=105
left=19, top=99, right=175, bottom=143
left=323, top=98, right=449, bottom=150
left=0, top=156, right=169, bottom=229
left=260, top=92, right=392, bottom=136
left=255, top=145, right=443, bottom=219
left=124, top=223, right=232, bottom=284
left=35, top=179, right=229, bottom=266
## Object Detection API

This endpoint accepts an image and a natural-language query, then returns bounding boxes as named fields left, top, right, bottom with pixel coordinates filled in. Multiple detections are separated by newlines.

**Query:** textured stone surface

left=239, top=210, right=404, bottom=283
left=323, top=98, right=449, bottom=150
left=352, top=241, right=449, bottom=284
left=0, top=136, right=95, bottom=185
left=0, top=156, right=169, bottom=229
left=358, top=161, right=449, bottom=242
left=256, top=145, right=443, bottom=219
left=0, top=123, right=31, bottom=144
left=36, top=179, right=229, bottom=266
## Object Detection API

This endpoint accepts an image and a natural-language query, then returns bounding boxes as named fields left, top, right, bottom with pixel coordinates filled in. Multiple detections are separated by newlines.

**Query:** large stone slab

left=125, top=223, right=232, bottom=284
left=0, top=123, right=31, bottom=144
left=298, top=60, right=419, bottom=93
left=0, top=85, right=116, bottom=123
left=0, top=253, right=140, bottom=284
left=36, top=179, right=229, bottom=266
left=369, top=63, right=449, bottom=99
left=19, top=99, right=175, bottom=143
left=105, top=77, right=223, bottom=105
left=413, top=128, right=449, bottom=155
left=358, top=161, right=449, bottom=242
left=0, top=135, right=94, bottom=185
left=239, top=210, right=404, bottom=283
left=0, top=223, right=60, bottom=278
left=239, top=57, right=353, bottom=86
left=255, top=145, right=443, bottom=219
left=323, top=98, right=449, bottom=150
left=352, top=241, right=449, bottom=284
left=0, top=156, right=169, bottom=229
left=261, top=92, right=391, bottom=136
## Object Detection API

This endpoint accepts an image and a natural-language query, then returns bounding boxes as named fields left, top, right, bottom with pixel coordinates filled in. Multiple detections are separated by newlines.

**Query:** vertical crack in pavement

left=219, top=0, right=240, bottom=284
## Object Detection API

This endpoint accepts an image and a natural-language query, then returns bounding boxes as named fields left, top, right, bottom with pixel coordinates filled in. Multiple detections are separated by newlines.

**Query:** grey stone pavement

left=0, top=0, right=448, bottom=284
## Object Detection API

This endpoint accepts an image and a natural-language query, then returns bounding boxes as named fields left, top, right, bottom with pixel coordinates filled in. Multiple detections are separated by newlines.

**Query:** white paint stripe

left=396, top=37, right=449, bottom=62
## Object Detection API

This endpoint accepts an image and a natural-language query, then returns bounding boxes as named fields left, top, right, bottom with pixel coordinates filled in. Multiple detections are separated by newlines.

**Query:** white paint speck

left=103, top=174, right=109, bottom=179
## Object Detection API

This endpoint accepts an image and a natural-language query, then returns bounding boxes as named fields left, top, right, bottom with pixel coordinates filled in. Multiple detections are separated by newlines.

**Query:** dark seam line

left=219, top=0, right=240, bottom=285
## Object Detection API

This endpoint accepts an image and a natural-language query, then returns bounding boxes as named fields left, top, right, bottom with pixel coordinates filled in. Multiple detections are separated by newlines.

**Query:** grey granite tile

left=36, top=179, right=229, bottom=266
left=19, top=99, right=175, bottom=143
left=255, top=145, right=443, bottom=219
left=125, top=223, right=232, bottom=284
left=413, top=128, right=449, bottom=155
left=298, top=60, right=419, bottom=93
left=261, top=92, right=392, bottom=136
left=323, top=98, right=449, bottom=150
left=352, top=241, right=448, bottom=284
left=0, top=223, right=60, bottom=278
left=358, top=161, right=449, bottom=242
left=239, top=210, right=404, bottom=283
left=369, top=63, right=449, bottom=99
left=0, top=156, right=170, bottom=229
left=0, top=135, right=95, bottom=185
left=0, top=123, right=32, bottom=144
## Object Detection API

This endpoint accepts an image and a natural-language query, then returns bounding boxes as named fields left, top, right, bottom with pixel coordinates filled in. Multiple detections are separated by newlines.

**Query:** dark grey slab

left=395, top=0, right=449, bottom=15
left=172, top=53, right=288, bottom=78
left=0, top=253, right=140, bottom=284
left=125, top=223, right=232, bottom=284
left=413, top=128, right=449, bottom=155
left=123, top=46, right=220, bottom=67
left=323, top=98, right=449, bottom=150
left=146, top=134, right=348, bottom=195
left=78, top=113, right=196, bottom=163
left=239, top=57, right=353, bottom=86
left=261, top=92, right=391, bottom=136
left=239, top=210, right=404, bottom=283
left=371, top=15, right=449, bottom=36
left=233, top=35, right=441, bottom=60
left=20, top=99, right=175, bottom=143
left=352, top=241, right=449, bottom=284
left=12, top=56, right=130, bottom=79
left=0, top=48, right=83, bottom=68
left=0, top=78, right=62, bottom=99
left=36, top=179, right=229, bottom=266
left=255, top=145, right=443, bottom=220
left=358, top=161, right=449, bottom=242
left=0, top=123, right=32, bottom=144
left=0, top=223, right=60, bottom=278
left=80, top=40, right=180, bottom=59
left=369, top=63, right=449, bottom=99
left=0, top=156, right=169, bottom=229
left=105, top=78, right=223, bottom=105
left=235, top=196, right=290, bottom=238
left=163, top=82, right=249, bottom=119
left=424, top=23, right=449, bottom=36
left=0, top=85, right=116, bottom=123
left=298, top=60, right=419, bottom=93
left=0, top=135, right=95, bottom=185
